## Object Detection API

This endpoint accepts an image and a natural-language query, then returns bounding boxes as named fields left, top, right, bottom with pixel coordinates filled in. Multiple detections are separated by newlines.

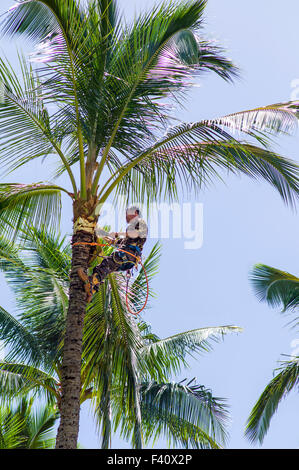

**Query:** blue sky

left=0, top=0, right=298, bottom=449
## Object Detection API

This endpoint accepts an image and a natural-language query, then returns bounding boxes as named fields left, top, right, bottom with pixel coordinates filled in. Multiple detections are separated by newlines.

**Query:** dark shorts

left=92, top=245, right=140, bottom=281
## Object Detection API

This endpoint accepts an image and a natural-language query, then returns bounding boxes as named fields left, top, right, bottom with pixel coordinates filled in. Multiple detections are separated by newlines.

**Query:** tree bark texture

left=55, top=226, right=94, bottom=449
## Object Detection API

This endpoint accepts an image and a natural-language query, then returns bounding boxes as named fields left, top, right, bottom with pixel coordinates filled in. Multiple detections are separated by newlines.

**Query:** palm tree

left=0, top=0, right=298, bottom=448
left=245, top=264, right=299, bottom=444
left=0, top=227, right=241, bottom=448
left=0, top=398, right=57, bottom=449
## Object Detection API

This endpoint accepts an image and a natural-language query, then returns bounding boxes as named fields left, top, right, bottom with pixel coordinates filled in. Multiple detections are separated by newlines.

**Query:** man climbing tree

left=1, top=0, right=299, bottom=449
left=78, top=206, right=148, bottom=301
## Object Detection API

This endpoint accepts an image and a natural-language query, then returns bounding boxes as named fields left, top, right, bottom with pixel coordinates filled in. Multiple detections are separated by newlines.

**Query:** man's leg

left=78, top=253, right=126, bottom=301
left=92, top=255, right=121, bottom=288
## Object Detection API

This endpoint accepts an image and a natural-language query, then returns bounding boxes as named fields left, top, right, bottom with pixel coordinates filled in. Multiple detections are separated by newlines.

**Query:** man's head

left=126, top=205, right=141, bottom=223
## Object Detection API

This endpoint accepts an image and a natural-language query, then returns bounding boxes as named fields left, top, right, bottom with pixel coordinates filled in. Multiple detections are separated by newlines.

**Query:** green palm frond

left=0, top=306, right=43, bottom=366
left=2, top=1, right=298, bottom=213
left=82, top=244, right=161, bottom=448
left=1, top=1, right=293, bottom=450
left=100, top=119, right=299, bottom=206
left=250, top=264, right=299, bottom=314
left=0, top=76, right=51, bottom=170
left=25, top=402, right=58, bottom=449
left=0, top=398, right=57, bottom=449
left=140, top=326, right=242, bottom=378
left=0, top=54, right=74, bottom=176
left=2, top=1, right=70, bottom=43
left=0, top=229, right=69, bottom=363
left=209, top=101, right=299, bottom=136
left=141, top=404, right=220, bottom=449
left=21, top=227, right=71, bottom=282
left=1, top=1, right=87, bottom=68
left=0, top=405, right=25, bottom=449
left=0, top=183, right=62, bottom=241
left=90, top=0, right=238, bottom=189
left=82, top=269, right=147, bottom=448
left=136, top=379, right=228, bottom=448
left=98, top=274, right=143, bottom=448
left=0, top=362, right=58, bottom=405
left=0, top=234, right=29, bottom=282
left=245, top=357, right=299, bottom=444
left=247, top=265, right=299, bottom=444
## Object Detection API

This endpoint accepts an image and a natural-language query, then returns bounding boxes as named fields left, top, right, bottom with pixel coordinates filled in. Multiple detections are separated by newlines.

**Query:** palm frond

left=21, top=227, right=71, bottom=282
left=101, top=119, right=299, bottom=206
left=26, top=403, right=58, bottom=449
left=83, top=273, right=145, bottom=448
left=209, top=101, right=299, bottom=136
left=250, top=264, right=299, bottom=314
left=0, top=183, right=62, bottom=241
left=0, top=229, right=69, bottom=364
left=140, top=325, right=242, bottom=378
left=0, top=307, right=43, bottom=366
left=91, top=0, right=238, bottom=190
left=0, top=362, right=58, bottom=405
left=0, top=398, right=57, bottom=448
left=245, top=357, right=299, bottom=444
left=138, top=379, right=229, bottom=448
left=0, top=55, right=63, bottom=171
left=101, top=274, right=143, bottom=448
left=1, top=1, right=86, bottom=54
left=0, top=405, right=25, bottom=449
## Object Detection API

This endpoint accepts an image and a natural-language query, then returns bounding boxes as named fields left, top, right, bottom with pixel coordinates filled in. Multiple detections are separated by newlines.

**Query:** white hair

left=126, top=205, right=142, bottom=216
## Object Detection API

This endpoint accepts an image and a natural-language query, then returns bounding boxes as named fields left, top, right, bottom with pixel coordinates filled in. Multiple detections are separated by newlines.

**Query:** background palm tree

left=0, top=398, right=57, bottom=449
left=0, top=227, right=241, bottom=448
left=0, top=0, right=298, bottom=447
left=246, top=264, right=299, bottom=444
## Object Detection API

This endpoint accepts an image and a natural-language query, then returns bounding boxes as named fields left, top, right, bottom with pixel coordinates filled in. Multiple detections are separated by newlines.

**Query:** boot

left=91, top=272, right=103, bottom=294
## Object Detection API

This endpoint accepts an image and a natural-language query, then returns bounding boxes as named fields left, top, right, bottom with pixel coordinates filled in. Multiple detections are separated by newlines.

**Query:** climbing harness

left=112, top=244, right=141, bottom=271
left=72, top=241, right=149, bottom=316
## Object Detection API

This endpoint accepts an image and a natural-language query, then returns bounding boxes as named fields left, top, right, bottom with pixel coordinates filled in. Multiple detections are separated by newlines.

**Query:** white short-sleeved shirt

left=127, top=216, right=148, bottom=238
left=125, top=216, right=148, bottom=250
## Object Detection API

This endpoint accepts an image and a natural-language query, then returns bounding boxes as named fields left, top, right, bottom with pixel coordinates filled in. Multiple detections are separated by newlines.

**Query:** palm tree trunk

left=55, top=225, right=94, bottom=449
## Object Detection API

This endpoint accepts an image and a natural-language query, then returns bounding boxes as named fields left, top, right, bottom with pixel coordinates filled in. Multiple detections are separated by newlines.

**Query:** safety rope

left=72, top=241, right=149, bottom=316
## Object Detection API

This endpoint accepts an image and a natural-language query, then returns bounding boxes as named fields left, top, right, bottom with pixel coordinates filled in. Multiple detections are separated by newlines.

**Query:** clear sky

left=0, top=0, right=298, bottom=449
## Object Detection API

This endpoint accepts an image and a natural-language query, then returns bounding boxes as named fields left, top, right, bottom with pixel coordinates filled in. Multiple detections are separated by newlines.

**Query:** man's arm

left=95, top=226, right=110, bottom=237
left=95, top=226, right=125, bottom=240
left=109, top=231, right=126, bottom=239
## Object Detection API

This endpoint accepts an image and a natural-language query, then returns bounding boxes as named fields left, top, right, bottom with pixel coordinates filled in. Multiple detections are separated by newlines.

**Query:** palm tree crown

left=0, top=0, right=298, bottom=239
